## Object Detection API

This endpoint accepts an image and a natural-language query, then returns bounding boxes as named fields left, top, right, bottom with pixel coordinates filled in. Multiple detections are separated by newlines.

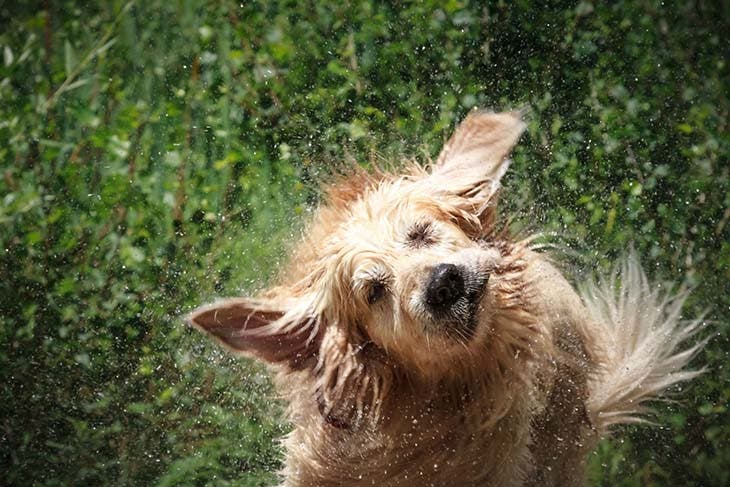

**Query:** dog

left=189, top=110, right=704, bottom=486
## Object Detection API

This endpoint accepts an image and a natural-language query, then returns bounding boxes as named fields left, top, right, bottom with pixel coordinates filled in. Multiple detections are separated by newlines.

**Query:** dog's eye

left=367, top=281, right=387, bottom=305
left=406, top=222, right=435, bottom=248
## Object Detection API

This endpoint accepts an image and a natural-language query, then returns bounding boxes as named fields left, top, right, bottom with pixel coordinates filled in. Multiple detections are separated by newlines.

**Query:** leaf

left=93, top=38, right=117, bottom=58
left=677, top=123, right=693, bottom=134
left=62, top=77, right=90, bottom=93
left=3, top=45, right=13, bottom=66
left=64, top=40, right=76, bottom=77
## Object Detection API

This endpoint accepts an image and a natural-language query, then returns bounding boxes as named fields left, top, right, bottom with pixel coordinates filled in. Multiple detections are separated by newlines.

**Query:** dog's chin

left=437, top=313, right=479, bottom=342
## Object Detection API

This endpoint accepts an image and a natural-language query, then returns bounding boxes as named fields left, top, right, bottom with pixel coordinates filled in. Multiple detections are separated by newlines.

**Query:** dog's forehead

left=312, top=181, right=438, bottom=277
left=344, top=183, right=443, bottom=242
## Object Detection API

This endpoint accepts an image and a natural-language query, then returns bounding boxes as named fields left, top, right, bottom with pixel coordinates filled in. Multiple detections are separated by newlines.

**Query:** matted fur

left=189, top=110, right=704, bottom=486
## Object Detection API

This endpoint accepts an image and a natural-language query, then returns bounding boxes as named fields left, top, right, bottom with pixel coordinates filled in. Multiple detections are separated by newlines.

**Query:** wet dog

left=190, top=111, right=704, bottom=486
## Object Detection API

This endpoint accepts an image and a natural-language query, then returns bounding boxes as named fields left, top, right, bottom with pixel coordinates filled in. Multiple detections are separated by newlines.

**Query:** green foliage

left=0, top=1, right=727, bottom=485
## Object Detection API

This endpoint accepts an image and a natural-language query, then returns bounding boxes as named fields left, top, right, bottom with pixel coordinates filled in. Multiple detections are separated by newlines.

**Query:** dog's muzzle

left=424, top=263, right=488, bottom=338
left=425, top=263, right=465, bottom=312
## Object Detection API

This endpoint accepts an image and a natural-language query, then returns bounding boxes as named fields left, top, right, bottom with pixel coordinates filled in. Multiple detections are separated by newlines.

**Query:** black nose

left=425, top=263, right=465, bottom=313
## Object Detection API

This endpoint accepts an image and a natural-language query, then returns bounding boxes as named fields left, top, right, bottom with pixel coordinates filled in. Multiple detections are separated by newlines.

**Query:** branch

left=42, top=0, right=134, bottom=112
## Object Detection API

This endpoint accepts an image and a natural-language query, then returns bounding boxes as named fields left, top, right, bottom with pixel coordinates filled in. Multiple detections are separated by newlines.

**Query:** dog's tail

left=579, top=254, right=706, bottom=434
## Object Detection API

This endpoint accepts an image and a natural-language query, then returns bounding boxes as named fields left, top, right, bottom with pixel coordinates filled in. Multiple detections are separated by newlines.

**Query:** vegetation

left=0, top=1, right=727, bottom=485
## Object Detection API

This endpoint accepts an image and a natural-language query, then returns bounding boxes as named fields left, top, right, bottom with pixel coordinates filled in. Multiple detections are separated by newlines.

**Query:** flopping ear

left=188, top=297, right=321, bottom=369
left=433, top=110, right=526, bottom=191
left=428, top=110, right=526, bottom=225
left=191, top=298, right=392, bottom=429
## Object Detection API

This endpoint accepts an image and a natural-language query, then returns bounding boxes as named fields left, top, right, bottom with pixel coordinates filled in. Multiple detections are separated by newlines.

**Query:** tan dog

left=190, top=111, right=704, bottom=486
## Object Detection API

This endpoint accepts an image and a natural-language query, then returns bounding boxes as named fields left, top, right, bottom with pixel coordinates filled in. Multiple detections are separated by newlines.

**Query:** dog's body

left=191, top=111, right=703, bottom=486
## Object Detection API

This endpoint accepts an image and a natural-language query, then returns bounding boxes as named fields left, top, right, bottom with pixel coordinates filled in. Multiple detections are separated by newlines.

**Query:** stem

left=42, top=0, right=135, bottom=112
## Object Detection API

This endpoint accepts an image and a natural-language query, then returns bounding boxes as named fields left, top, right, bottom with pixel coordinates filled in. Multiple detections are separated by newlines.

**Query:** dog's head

left=190, top=111, right=540, bottom=426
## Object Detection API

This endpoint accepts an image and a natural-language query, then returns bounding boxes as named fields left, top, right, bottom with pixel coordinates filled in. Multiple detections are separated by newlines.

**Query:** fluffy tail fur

left=579, top=254, right=706, bottom=434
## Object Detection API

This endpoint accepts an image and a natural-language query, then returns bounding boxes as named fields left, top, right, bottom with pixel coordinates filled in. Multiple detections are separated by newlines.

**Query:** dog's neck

left=279, top=364, right=539, bottom=486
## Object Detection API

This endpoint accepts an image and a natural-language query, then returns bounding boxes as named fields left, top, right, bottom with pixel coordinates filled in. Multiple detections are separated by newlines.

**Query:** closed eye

left=406, top=221, right=435, bottom=248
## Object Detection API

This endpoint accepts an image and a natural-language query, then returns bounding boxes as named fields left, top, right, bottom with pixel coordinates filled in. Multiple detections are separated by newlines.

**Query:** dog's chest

left=284, top=396, right=534, bottom=487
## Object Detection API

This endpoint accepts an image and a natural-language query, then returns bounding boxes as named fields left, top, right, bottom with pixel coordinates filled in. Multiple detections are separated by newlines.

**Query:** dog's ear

left=425, top=110, right=526, bottom=233
left=431, top=110, right=526, bottom=203
left=188, top=297, right=321, bottom=369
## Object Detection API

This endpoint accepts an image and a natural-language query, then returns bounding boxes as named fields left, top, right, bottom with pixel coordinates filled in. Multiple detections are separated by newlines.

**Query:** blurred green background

left=0, top=1, right=727, bottom=485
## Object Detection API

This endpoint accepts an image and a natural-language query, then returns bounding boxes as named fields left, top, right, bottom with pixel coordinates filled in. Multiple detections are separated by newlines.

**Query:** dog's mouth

left=422, top=265, right=489, bottom=341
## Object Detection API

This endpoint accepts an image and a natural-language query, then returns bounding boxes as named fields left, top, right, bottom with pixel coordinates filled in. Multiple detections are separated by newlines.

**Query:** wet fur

left=190, top=111, right=704, bottom=486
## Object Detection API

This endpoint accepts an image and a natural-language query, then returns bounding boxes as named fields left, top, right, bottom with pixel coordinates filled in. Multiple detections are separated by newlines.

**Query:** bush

left=0, top=1, right=727, bottom=485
